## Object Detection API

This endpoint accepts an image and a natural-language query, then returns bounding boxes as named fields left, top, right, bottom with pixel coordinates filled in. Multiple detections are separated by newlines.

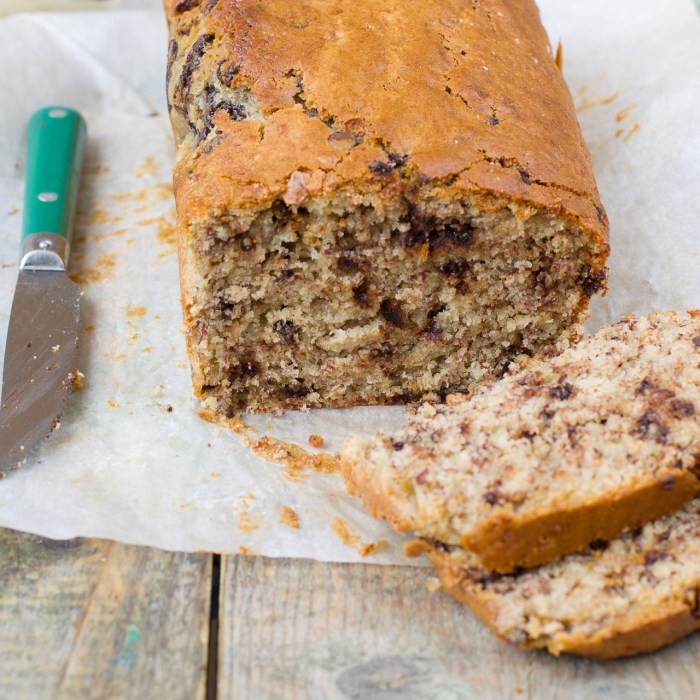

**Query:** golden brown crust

left=463, top=471, right=700, bottom=572
left=427, top=546, right=700, bottom=659
left=339, top=439, right=419, bottom=533
left=165, top=0, right=608, bottom=250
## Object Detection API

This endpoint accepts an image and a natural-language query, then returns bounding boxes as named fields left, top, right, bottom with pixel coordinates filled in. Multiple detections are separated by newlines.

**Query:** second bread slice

left=340, top=310, right=700, bottom=572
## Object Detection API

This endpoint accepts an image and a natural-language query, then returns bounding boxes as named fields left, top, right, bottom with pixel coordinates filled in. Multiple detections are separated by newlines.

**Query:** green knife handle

left=21, top=107, right=86, bottom=271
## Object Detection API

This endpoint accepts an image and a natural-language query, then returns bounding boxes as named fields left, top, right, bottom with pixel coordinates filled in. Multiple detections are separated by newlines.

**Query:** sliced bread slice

left=415, top=496, right=700, bottom=658
left=340, top=311, right=700, bottom=572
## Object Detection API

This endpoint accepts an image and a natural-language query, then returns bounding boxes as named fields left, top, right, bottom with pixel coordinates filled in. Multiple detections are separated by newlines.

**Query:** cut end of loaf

left=182, top=191, right=606, bottom=415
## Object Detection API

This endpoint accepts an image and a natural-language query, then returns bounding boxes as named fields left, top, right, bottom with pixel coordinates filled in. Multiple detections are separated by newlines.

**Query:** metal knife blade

left=0, top=270, right=81, bottom=476
left=0, top=106, right=86, bottom=477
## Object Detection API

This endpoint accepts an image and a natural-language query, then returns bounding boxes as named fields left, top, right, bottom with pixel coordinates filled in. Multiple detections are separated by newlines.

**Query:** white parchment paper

left=0, top=0, right=698, bottom=562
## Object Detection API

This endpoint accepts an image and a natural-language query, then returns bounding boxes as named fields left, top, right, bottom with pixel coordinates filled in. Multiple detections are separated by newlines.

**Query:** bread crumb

left=426, top=577, right=441, bottom=593
left=283, top=468, right=311, bottom=483
left=279, top=506, right=301, bottom=529
left=331, top=517, right=388, bottom=557
left=616, top=104, right=637, bottom=122
left=69, top=370, right=85, bottom=391
left=308, top=434, right=325, bottom=448
left=70, top=252, right=117, bottom=286
left=124, top=304, right=148, bottom=318
left=107, top=397, right=119, bottom=409
left=577, top=91, right=620, bottom=110
left=252, top=435, right=339, bottom=474
left=152, top=384, right=164, bottom=397
left=238, top=493, right=261, bottom=533
left=624, top=123, right=641, bottom=141
left=51, top=345, right=60, bottom=353
left=134, top=156, right=159, bottom=179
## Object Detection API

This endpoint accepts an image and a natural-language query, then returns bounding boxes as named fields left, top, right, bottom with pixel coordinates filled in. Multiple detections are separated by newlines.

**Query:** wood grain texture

left=218, top=555, right=700, bottom=700
left=0, top=529, right=211, bottom=700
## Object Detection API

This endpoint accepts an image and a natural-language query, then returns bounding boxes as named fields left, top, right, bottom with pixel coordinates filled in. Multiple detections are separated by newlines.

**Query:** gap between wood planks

left=206, top=554, right=222, bottom=700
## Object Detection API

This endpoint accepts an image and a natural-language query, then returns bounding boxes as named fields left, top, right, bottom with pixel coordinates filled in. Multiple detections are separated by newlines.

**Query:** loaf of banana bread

left=165, top=0, right=608, bottom=415
left=341, top=311, right=700, bottom=572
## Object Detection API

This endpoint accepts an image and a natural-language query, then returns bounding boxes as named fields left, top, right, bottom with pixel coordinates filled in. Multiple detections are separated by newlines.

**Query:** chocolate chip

left=594, top=204, right=606, bottom=224
left=228, top=358, right=260, bottom=381
left=661, top=474, right=676, bottom=491
left=550, top=382, right=574, bottom=400
left=644, top=550, right=668, bottom=566
left=369, top=160, right=394, bottom=176
left=284, top=384, right=309, bottom=398
left=517, top=166, right=531, bottom=185
left=225, top=404, right=235, bottom=419
left=636, top=411, right=669, bottom=443
left=166, top=39, right=179, bottom=90
left=579, top=269, right=607, bottom=297
left=694, top=336, right=700, bottom=348
left=636, top=378, right=654, bottom=396
left=217, top=60, right=241, bottom=88
left=440, top=259, right=468, bottom=277
left=388, top=152, right=408, bottom=168
left=671, top=399, right=695, bottom=418
left=175, top=0, right=198, bottom=12
left=352, top=280, right=371, bottom=307
left=391, top=439, right=405, bottom=451
left=234, top=233, right=256, bottom=252
left=443, top=221, right=474, bottom=247
left=589, top=539, right=608, bottom=551
left=488, top=115, right=501, bottom=126
left=540, top=409, right=555, bottom=420
left=178, top=34, right=215, bottom=99
left=484, top=490, right=500, bottom=505
left=380, top=298, right=406, bottom=328
left=337, top=254, right=358, bottom=271
left=404, top=208, right=435, bottom=248
left=274, top=320, right=299, bottom=341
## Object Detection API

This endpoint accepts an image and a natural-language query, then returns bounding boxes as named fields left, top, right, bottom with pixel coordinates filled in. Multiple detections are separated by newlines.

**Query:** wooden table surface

left=1, top=529, right=699, bottom=699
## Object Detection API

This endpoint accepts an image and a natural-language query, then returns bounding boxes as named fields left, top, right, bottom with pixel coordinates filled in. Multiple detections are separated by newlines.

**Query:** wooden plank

left=218, top=555, right=700, bottom=700
left=0, top=529, right=211, bottom=700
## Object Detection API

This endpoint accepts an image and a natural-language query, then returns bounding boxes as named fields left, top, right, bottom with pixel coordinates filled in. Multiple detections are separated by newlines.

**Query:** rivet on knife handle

left=21, top=107, right=87, bottom=271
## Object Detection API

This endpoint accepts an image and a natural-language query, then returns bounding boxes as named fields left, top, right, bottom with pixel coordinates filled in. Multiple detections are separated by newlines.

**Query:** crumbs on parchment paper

left=283, top=468, right=311, bottom=483
left=124, top=304, right=148, bottom=318
left=616, top=123, right=641, bottom=141
left=237, top=546, right=258, bottom=556
left=331, top=517, right=388, bottom=558
left=134, top=156, right=160, bottom=179
left=279, top=506, right=301, bottom=529
left=70, top=252, right=117, bottom=286
left=198, top=409, right=256, bottom=436
left=576, top=91, right=620, bottom=110
left=238, top=492, right=261, bottom=533
left=251, top=436, right=339, bottom=474
left=111, top=183, right=173, bottom=204
left=308, top=434, right=325, bottom=448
